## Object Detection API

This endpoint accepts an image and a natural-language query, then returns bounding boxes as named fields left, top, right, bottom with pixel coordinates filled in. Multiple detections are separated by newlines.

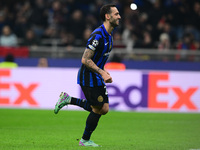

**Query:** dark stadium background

left=0, top=0, right=200, bottom=69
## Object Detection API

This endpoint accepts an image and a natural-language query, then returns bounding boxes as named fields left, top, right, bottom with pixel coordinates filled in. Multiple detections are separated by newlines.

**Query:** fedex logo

left=107, top=72, right=199, bottom=111
left=0, top=70, right=39, bottom=106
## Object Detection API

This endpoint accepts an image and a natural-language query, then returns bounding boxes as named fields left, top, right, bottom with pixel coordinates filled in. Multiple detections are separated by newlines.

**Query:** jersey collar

left=102, top=24, right=112, bottom=37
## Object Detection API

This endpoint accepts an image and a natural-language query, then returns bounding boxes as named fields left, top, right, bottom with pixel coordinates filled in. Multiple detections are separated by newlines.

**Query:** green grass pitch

left=0, top=109, right=200, bottom=150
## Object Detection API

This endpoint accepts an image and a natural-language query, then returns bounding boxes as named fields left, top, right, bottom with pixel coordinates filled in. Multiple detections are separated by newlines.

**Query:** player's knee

left=100, top=105, right=109, bottom=115
left=91, top=104, right=109, bottom=115
left=101, top=109, right=109, bottom=115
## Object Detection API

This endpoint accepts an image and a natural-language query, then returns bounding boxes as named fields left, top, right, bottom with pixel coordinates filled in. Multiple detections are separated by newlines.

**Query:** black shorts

left=81, top=85, right=109, bottom=106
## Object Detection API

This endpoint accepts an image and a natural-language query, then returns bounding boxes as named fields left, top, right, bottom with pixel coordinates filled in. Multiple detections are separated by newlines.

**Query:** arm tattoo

left=82, top=49, right=103, bottom=74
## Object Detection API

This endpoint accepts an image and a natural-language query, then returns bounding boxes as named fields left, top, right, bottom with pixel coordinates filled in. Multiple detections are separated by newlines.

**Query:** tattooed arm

left=81, top=48, right=103, bottom=74
left=81, top=48, right=113, bottom=83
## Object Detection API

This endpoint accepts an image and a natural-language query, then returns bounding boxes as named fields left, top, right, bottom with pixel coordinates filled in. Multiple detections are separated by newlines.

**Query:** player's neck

left=103, top=22, right=114, bottom=35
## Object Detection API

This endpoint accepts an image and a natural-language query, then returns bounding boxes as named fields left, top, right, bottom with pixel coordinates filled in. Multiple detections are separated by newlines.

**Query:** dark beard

left=110, top=20, right=119, bottom=28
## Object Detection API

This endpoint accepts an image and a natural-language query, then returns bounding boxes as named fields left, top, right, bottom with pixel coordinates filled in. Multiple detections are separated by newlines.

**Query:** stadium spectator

left=122, top=17, right=135, bottom=52
left=85, top=14, right=98, bottom=30
left=14, top=1, right=32, bottom=38
left=113, top=31, right=125, bottom=48
left=37, top=57, right=48, bottom=67
left=42, top=25, right=60, bottom=39
left=176, top=33, right=197, bottom=61
left=0, top=53, right=18, bottom=68
left=22, top=29, right=40, bottom=46
left=0, top=25, right=18, bottom=47
left=147, top=0, right=164, bottom=42
left=157, top=33, right=171, bottom=61
left=48, top=0, right=68, bottom=30
left=67, top=9, right=86, bottom=45
left=0, top=0, right=199, bottom=62
left=59, top=30, right=75, bottom=48
left=0, top=10, right=6, bottom=35
left=158, top=33, right=171, bottom=51
left=189, top=1, right=200, bottom=31
left=28, top=0, right=48, bottom=37
left=134, top=30, right=154, bottom=48
left=81, top=28, right=92, bottom=46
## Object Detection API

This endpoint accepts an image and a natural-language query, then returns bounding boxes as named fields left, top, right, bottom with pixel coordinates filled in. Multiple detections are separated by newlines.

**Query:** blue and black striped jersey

left=77, top=24, right=113, bottom=87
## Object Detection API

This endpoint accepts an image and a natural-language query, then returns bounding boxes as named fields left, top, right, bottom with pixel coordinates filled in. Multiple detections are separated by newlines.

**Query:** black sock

left=82, top=111, right=101, bottom=140
left=70, top=97, right=92, bottom=112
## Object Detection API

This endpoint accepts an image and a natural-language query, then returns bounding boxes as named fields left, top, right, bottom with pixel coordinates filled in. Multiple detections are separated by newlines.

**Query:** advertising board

left=0, top=68, right=199, bottom=112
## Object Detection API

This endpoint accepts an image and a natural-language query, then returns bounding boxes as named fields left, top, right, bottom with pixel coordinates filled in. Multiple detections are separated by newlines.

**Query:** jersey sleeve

left=86, top=34, right=102, bottom=51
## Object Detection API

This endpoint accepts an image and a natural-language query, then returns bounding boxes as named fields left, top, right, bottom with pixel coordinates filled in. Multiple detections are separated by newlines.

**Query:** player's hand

left=102, top=71, right=113, bottom=83
left=105, top=77, right=113, bottom=83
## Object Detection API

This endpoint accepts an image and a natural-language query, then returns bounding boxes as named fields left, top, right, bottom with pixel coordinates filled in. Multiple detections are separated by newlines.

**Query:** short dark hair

left=100, top=4, right=116, bottom=21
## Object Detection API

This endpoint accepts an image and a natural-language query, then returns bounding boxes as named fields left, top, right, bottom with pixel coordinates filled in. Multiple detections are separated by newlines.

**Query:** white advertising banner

left=0, top=68, right=200, bottom=112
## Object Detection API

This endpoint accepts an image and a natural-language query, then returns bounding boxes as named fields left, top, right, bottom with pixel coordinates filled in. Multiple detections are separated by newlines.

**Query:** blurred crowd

left=0, top=0, right=200, bottom=61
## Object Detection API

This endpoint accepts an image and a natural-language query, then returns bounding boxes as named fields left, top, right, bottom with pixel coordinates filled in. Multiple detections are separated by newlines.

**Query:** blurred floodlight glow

left=130, top=3, right=137, bottom=10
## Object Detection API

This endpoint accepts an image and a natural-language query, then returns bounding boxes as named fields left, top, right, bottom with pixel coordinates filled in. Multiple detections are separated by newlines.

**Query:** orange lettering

left=14, top=83, right=38, bottom=106
left=172, top=87, right=198, bottom=110
left=0, top=70, right=10, bottom=104
left=148, top=73, right=168, bottom=108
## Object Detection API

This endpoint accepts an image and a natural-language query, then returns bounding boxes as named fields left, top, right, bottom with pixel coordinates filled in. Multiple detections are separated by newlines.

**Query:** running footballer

left=54, top=4, right=121, bottom=147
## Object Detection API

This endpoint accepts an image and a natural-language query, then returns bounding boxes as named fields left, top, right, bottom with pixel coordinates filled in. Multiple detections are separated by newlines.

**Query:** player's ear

left=105, top=14, right=110, bottom=20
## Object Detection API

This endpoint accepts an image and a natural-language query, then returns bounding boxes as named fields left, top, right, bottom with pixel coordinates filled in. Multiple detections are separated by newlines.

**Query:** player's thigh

left=81, top=85, right=108, bottom=106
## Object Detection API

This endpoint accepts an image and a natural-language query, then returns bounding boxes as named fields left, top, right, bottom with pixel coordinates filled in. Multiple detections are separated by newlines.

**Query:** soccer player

left=54, top=4, right=121, bottom=147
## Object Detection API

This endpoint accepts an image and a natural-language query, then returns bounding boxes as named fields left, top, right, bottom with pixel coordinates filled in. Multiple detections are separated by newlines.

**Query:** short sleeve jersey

left=77, top=24, right=113, bottom=87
